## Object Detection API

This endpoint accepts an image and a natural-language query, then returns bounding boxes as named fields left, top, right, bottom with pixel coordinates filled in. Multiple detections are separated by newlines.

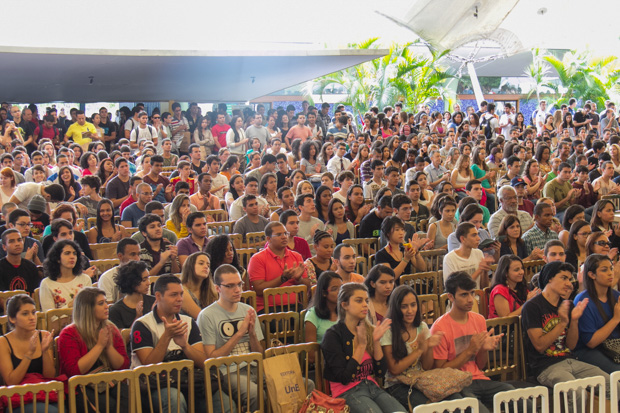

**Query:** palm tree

left=524, top=48, right=550, bottom=102
left=309, top=39, right=453, bottom=127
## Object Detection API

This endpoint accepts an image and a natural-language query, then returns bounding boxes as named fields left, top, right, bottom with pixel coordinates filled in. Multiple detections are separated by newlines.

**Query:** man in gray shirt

left=232, top=195, right=269, bottom=243
left=245, top=114, right=271, bottom=148
left=198, top=264, right=264, bottom=412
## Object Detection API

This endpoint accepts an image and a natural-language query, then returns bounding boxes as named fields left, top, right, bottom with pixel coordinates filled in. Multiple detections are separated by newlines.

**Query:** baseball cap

left=510, top=177, right=526, bottom=187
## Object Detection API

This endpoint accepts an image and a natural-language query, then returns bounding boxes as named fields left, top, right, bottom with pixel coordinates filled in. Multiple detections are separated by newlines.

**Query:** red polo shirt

left=248, top=246, right=307, bottom=312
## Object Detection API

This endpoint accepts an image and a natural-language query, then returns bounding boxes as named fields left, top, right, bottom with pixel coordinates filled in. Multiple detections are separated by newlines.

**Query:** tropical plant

left=524, top=48, right=551, bottom=101
left=308, top=39, right=454, bottom=127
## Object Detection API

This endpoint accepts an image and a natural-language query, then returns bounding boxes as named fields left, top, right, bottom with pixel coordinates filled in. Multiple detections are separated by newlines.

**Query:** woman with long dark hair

left=314, top=185, right=332, bottom=222
left=225, top=116, right=248, bottom=165
left=87, top=199, right=128, bottom=244
left=180, top=252, right=216, bottom=319
left=57, top=165, right=81, bottom=202
left=573, top=254, right=620, bottom=374
left=559, top=205, right=586, bottom=246
left=565, top=220, right=591, bottom=271
left=498, top=215, right=544, bottom=261
left=304, top=231, right=336, bottom=285
left=364, top=265, right=397, bottom=325
left=325, top=198, right=355, bottom=244
left=376, top=217, right=426, bottom=276
left=535, top=144, right=552, bottom=177
left=321, top=283, right=405, bottom=413
left=489, top=255, right=538, bottom=318
left=304, top=271, right=342, bottom=345
left=97, top=158, right=115, bottom=191
left=225, top=174, right=244, bottom=209
left=382, top=285, right=454, bottom=409
left=206, top=234, right=248, bottom=289
left=345, top=184, right=371, bottom=225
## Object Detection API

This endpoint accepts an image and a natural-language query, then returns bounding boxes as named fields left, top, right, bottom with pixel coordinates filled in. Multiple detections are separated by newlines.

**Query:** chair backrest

left=413, top=396, right=478, bottom=412
left=265, top=342, right=325, bottom=394
left=201, top=209, right=227, bottom=222
left=400, top=272, right=439, bottom=295
left=87, top=217, right=97, bottom=229
left=0, top=315, right=7, bottom=335
left=494, top=386, right=549, bottom=413
left=121, top=329, right=131, bottom=347
left=439, top=293, right=479, bottom=317
left=473, top=289, right=487, bottom=318
left=133, top=360, right=194, bottom=413
left=46, top=308, right=73, bottom=336
left=610, top=371, right=620, bottom=413
left=299, top=309, right=307, bottom=342
left=553, top=376, right=606, bottom=413
left=207, top=220, right=235, bottom=236
left=90, top=242, right=119, bottom=260
left=91, top=259, right=120, bottom=280
left=355, top=256, right=368, bottom=277
left=484, top=316, right=523, bottom=381
left=204, top=352, right=264, bottom=413
left=0, top=380, right=65, bottom=413
left=126, top=227, right=140, bottom=235
left=68, top=369, right=135, bottom=413
left=240, top=291, right=257, bottom=311
left=343, top=238, right=378, bottom=258
left=603, top=194, right=620, bottom=211
left=263, top=285, right=308, bottom=314
left=244, top=232, right=266, bottom=249
left=416, top=294, right=440, bottom=326
left=236, top=248, right=256, bottom=269
left=34, top=287, right=41, bottom=312
left=523, top=259, right=545, bottom=283
left=0, top=290, right=29, bottom=314
left=420, top=249, right=447, bottom=272
left=228, top=233, right=243, bottom=249
left=416, top=219, right=429, bottom=233
left=258, top=311, right=300, bottom=349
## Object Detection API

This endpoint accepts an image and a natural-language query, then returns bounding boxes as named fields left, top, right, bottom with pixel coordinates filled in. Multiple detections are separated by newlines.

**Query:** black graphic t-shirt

left=522, top=294, right=574, bottom=377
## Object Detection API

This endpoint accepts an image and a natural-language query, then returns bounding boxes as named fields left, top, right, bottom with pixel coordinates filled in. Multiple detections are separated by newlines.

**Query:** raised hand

left=425, top=332, right=444, bottom=349
left=558, top=300, right=571, bottom=325
left=41, top=330, right=54, bottom=354
left=171, top=322, right=189, bottom=348
left=571, top=298, right=589, bottom=320
left=527, top=288, right=541, bottom=301
left=97, top=325, right=111, bottom=348
left=372, top=318, right=391, bottom=342
left=481, top=329, right=502, bottom=351
left=355, top=321, right=367, bottom=347
left=136, top=300, right=144, bottom=318
left=26, top=331, right=38, bottom=358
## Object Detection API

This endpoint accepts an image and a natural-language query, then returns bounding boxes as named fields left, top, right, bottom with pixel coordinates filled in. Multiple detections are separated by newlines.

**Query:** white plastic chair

left=413, top=397, right=478, bottom=413
left=493, top=385, right=549, bottom=413
left=554, top=376, right=606, bottom=413
left=611, top=371, right=620, bottom=413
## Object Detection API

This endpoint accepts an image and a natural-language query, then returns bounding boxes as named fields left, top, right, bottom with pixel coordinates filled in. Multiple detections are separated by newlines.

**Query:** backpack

left=132, top=125, right=155, bottom=142
left=37, top=125, right=59, bottom=139
left=480, top=114, right=493, bottom=139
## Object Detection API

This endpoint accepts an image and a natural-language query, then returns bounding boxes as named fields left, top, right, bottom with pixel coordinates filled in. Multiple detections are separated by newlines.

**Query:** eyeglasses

left=272, top=232, right=289, bottom=237
left=152, top=116, right=160, bottom=119
left=595, top=241, right=613, bottom=247
left=577, top=232, right=592, bottom=237
left=15, top=222, right=33, bottom=228
left=219, top=282, right=243, bottom=290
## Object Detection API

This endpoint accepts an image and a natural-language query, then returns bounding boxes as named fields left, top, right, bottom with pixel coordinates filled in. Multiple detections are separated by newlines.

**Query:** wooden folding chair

left=244, top=232, right=266, bottom=249
left=263, top=285, right=308, bottom=314
left=523, top=259, right=545, bottom=283
left=485, top=316, right=523, bottom=382
left=207, top=220, right=235, bottom=235
left=90, top=242, right=119, bottom=260
left=134, top=360, right=194, bottom=413
left=258, top=312, right=300, bottom=349
left=45, top=308, right=73, bottom=336
left=400, top=271, right=439, bottom=295
left=236, top=248, right=256, bottom=270
left=240, top=291, right=257, bottom=311
left=229, top=233, right=243, bottom=249
left=416, top=294, right=440, bottom=326
left=0, top=290, right=29, bottom=314
left=0, top=380, right=65, bottom=413
left=343, top=238, right=379, bottom=258
left=90, top=259, right=120, bottom=281
left=33, top=288, right=41, bottom=312
left=87, top=217, right=97, bottom=229
left=201, top=209, right=227, bottom=222
left=355, top=256, right=368, bottom=277
left=419, top=249, right=447, bottom=272
left=68, top=369, right=135, bottom=413
left=125, top=227, right=140, bottom=235
left=204, top=353, right=264, bottom=413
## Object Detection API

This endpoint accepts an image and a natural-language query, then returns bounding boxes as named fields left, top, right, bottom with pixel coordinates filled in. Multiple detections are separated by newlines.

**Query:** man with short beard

left=488, top=185, right=534, bottom=238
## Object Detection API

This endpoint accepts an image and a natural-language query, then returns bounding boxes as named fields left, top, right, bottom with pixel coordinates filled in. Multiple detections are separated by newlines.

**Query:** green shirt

left=542, top=179, right=571, bottom=211
left=455, top=203, right=490, bottom=225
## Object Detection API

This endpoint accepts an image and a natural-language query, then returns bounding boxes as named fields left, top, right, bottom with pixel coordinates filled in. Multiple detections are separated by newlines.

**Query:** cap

left=510, top=177, right=526, bottom=187
left=28, top=194, right=46, bottom=213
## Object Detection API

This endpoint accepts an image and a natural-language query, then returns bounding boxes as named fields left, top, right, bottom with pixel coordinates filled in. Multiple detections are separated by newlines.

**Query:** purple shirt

left=177, top=235, right=209, bottom=257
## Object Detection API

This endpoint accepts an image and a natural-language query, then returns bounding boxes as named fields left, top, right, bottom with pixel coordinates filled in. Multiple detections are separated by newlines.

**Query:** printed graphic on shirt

left=218, top=317, right=250, bottom=356
left=354, top=357, right=374, bottom=382
left=541, top=313, right=570, bottom=357
left=454, top=334, right=476, bottom=362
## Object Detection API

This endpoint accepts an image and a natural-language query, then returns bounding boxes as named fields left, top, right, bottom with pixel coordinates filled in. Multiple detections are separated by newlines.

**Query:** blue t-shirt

left=574, top=289, right=620, bottom=350
left=121, top=203, right=146, bottom=227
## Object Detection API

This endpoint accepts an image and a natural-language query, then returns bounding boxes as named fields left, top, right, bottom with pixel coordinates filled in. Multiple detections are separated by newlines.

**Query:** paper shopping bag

left=263, top=353, right=306, bottom=413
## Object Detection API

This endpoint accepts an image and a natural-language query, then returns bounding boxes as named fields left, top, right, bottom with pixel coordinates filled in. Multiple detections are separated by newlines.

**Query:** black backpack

left=480, top=114, right=493, bottom=139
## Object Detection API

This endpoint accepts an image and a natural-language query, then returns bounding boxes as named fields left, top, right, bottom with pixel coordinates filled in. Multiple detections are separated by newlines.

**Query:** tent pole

left=467, top=62, right=485, bottom=108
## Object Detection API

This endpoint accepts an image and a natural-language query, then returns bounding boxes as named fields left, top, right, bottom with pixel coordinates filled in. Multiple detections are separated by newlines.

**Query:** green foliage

left=308, top=39, right=454, bottom=127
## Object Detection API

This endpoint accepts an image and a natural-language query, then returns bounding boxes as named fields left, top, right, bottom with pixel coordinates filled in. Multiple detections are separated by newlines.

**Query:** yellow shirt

left=65, top=121, right=97, bottom=146
left=165, top=219, right=189, bottom=239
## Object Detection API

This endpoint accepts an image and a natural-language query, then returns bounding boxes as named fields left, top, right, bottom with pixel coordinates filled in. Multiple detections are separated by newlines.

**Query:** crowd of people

left=0, top=96, right=619, bottom=412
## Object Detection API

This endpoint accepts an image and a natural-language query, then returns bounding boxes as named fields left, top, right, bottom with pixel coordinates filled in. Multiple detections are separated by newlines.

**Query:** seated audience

left=109, top=261, right=156, bottom=330
left=181, top=252, right=216, bottom=319
left=489, top=255, right=539, bottom=318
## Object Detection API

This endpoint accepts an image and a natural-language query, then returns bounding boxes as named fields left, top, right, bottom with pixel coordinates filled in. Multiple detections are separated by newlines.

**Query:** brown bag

left=264, top=353, right=306, bottom=413
left=397, top=367, right=472, bottom=403
left=298, top=390, right=349, bottom=413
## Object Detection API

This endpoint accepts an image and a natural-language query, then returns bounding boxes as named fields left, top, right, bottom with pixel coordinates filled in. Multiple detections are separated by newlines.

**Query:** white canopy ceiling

left=0, top=0, right=617, bottom=102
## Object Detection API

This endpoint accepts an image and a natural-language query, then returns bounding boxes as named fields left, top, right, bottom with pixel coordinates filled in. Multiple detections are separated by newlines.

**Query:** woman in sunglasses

left=590, top=199, right=620, bottom=250
left=584, top=232, right=620, bottom=290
